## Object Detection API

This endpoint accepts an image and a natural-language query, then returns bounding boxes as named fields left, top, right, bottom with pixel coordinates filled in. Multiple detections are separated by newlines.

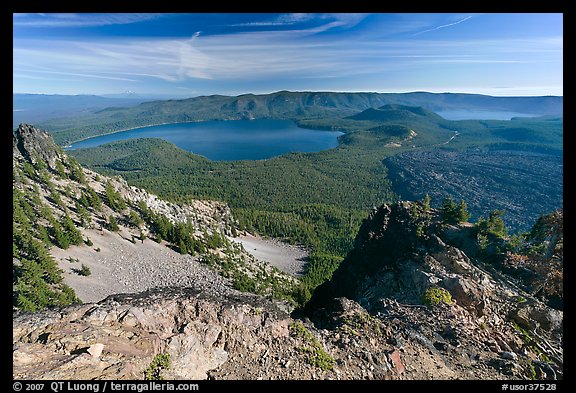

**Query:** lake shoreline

left=63, top=119, right=205, bottom=148
left=65, top=119, right=343, bottom=161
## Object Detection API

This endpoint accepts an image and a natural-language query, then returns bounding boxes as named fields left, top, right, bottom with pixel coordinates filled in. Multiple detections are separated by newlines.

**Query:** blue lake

left=67, top=120, right=343, bottom=161
left=436, top=110, right=539, bottom=121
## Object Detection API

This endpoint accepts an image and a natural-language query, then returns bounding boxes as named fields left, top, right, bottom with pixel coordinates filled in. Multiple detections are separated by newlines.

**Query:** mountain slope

left=347, top=104, right=445, bottom=122
left=12, top=124, right=297, bottom=311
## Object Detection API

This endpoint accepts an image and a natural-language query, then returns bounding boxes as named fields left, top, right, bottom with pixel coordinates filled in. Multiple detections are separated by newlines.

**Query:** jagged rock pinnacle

left=13, top=123, right=64, bottom=170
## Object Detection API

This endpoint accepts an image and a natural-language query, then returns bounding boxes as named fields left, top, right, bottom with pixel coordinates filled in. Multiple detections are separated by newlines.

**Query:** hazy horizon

left=11, top=89, right=564, bottom=100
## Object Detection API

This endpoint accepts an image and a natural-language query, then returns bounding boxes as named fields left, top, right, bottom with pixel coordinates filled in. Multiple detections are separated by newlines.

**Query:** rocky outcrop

left=14, top=286, right=528, bottom=381
left=118, top=178, right=235, bottom=232
left=13, top=287, right=291, bottom=380
left=13, top=123, right=65, bottom=170
left=306, top=201, right=563, bottom=379
left=13, top=287, right=429, bottom=380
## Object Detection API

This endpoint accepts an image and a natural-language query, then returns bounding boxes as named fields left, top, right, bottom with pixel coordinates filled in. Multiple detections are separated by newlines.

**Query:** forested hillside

left=69, top=105, right=562, bottom=248
left=37, top=91, right=562, bottom=146
left=70, top=138, right=394, bottom=257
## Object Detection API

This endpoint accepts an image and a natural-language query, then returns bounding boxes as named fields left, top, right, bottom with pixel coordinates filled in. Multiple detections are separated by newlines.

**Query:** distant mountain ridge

left=33, top=91, right=562, bottom=146
left=13, top=93, right=148, bottom=128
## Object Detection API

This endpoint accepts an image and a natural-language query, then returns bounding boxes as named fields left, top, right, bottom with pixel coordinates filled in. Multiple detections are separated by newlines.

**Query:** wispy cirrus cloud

left=412, top=15, right=474, bottom=36
left=230, top=13, right=316, bottom=27
left=29, top=69, right=138, bottom=82
left=13, top=31, right=562, bottom=86
left=229, top=13, right=369, bottom=33
left=13, top=13, right=165, bottom=28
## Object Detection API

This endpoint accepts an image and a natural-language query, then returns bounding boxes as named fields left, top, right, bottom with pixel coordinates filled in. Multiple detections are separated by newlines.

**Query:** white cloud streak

left=34, top=70, right=138, bottom=82
left=14, top=33, right=562, bottom=85
left=412, top=15, right=474, bottom=36
left=230, top=13, right=315, bottom=27
left=13, top=13, right=165, bottom=28
left=229, top=13, right=368, bottom=34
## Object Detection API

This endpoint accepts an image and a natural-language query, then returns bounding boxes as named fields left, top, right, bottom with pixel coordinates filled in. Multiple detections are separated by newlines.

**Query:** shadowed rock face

left=306, top=202, right=440, bottom=312
left=307, top=202, right=497, bottom=313
left=13, top=123, right=65, bottom=170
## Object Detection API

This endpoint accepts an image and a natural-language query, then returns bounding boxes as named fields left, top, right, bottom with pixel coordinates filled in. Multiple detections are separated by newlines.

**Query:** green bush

left=232, top=271, right=258, bottom=293
left=476, top=210, right=508, bottom=238
left=422, top=287, right=452, bottom=306
left=440, top=197, right=470, bottom=224
left=105, top=180, right=126, bottom=212
left=144, top=353, right=171, bottom=380
left=289, top=321, right=335, bottom=371
left=107, top=215, right=119, bottom=232
left=77, top=264, right=92, bottom=276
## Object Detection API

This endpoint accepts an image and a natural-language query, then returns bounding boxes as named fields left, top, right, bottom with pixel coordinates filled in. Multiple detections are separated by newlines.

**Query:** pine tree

left=440, top=197, right=458, bottom=224
left=78, top=191, right=90, bottom=209
left=456, top=199, right=471, bottom=222
left=488, top=210, right=507, bottom=238
left=55, top=159, right=66, bottom=179
left=128, top=210, right=143, bottom=228
left=105, top=180, right=126, bottom=212
left=22, top=162, right=35, bottom=179
left=51, top=221, right=70, bottom=249
left=529, top=209, right=562, bottom=261
left=62, top=214, right=83, bottom=245
left=75, top=201, right=91, bottom=228
left=68, top=158, right=86, bottom=184
left=86, top=186, right=102, bottom=211
left=476, top=210, right=507, bottom=238
left=108, top=215, right=119, bottom=232
left=37, top=225, right=52, bottom=246
left=423, top=193, right=431, bottom=211
left=178, top=239, right=188, bottom=255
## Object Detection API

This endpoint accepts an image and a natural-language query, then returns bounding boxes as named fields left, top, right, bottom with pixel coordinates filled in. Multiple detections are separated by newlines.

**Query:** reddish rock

left=388, top=349, right=405, bottom=374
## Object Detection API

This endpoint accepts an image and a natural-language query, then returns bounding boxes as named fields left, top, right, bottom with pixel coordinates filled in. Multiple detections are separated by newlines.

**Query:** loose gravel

left=52, top=227, right=233, bottom=303
left=229, top=234, right=308, bottom=277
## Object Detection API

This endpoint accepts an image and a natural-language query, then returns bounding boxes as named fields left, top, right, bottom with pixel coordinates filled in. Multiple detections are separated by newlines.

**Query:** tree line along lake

left=64, top=110, right=539, bottom=161
left=66, top=119, right=343, bottom=161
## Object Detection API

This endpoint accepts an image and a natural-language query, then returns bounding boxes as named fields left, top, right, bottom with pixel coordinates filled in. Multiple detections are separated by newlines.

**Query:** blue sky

left=13, top=13, right=563, bottom=97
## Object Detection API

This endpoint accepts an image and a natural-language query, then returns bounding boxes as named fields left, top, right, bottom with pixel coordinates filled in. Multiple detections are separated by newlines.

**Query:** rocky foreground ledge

left=14, top=284, right=557, bottom=380
left=14, top=285, right=424, bottom=380
left=13, top=287, right=290, bottom=380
